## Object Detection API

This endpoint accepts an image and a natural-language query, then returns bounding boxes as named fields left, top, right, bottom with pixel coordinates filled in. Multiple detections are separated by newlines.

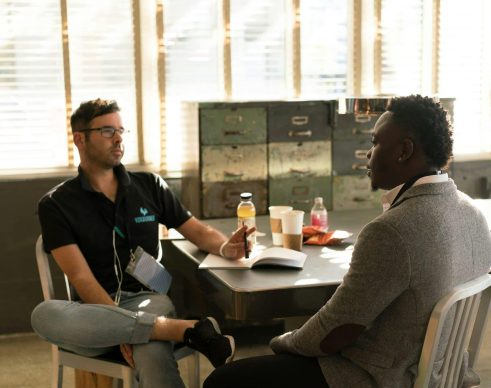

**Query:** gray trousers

left=31, top=291, right=186, bottom=388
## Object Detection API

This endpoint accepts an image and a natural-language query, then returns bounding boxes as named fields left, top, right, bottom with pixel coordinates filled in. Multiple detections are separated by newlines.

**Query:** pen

left=243, top=222, right=249, bottom=259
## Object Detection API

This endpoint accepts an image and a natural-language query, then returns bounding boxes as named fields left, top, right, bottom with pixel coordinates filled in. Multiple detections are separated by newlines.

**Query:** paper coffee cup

left=269, top=206, right=293, bottom=246
left=281, top=210, right=304, bottom=251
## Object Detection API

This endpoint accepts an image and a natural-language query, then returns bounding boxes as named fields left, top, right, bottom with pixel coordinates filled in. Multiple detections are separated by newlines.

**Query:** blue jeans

left=31, top=291, right=186, bottom=388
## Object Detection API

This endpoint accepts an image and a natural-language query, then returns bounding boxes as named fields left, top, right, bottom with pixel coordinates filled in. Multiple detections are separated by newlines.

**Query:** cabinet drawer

left=268, top=140, right=331, bottom=178
left=332, top=139, right=371, bottom=176
left=332, top=175, right=384, bottom=210
left=202, top=180, right=267, bottom=219
left=269, top=176, right=332, bottom=213
left=333, top=113, right=381, bottom=140
left=200, top=107, right=267, bottom=145
left=201, top=144, right=267, bottom=182
left=268, top=101, right=333, bottom=142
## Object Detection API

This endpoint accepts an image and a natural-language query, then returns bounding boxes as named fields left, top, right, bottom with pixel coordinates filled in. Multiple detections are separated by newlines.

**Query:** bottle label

left=311, top=213, right=328, bottom=231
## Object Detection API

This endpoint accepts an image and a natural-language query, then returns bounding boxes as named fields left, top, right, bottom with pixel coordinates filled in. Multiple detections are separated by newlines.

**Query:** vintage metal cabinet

left=331, top=98, right=389, bottom=210
left=198, top=103, right=268, bottom=218
left=268, top=101, right=335, bottom=212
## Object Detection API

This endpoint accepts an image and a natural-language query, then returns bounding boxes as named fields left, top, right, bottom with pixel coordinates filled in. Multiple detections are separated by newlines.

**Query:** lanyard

left=390, top=170, right=442, bottom=208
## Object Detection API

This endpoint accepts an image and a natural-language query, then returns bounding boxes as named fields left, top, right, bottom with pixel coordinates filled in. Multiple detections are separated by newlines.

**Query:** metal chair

left=35, top=235, right=200, bottom=388
left=414, top=273, right=491, bottom=388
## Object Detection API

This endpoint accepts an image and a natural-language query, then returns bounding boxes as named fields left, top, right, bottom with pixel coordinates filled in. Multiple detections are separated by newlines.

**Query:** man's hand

left=120, top=343, right=135, bottom=368
left=221, top=225, right=256, bottom=260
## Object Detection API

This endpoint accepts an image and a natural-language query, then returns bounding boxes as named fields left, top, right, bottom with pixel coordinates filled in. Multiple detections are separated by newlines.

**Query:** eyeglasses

left=77, top=126, right=129, bottom=138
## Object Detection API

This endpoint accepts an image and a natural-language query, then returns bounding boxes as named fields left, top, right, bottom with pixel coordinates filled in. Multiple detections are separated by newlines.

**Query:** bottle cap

left=240, top=192, right=253, bottom=200
left=314, top=197, right=323, bottom=203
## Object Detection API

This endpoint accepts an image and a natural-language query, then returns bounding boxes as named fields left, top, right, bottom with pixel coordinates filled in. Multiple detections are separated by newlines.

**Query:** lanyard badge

left=126, top=246, right=172, bottom=294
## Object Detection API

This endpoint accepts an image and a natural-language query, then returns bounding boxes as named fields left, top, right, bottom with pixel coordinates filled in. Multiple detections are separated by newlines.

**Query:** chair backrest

left=414, top=273, right=491, bottom=388
left=35, top=235, right=71, bottom=302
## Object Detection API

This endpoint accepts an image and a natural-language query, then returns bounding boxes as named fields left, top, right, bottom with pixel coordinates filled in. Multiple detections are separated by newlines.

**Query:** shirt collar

left=78, top=164, right=131, bottom=192
left=381, top=172, right=449, bottom=212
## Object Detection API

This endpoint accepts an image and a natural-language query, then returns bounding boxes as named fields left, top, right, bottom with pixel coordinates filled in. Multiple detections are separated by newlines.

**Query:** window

left=0, top=0, right=67, bottom=170
left=1, top=0, right=490, bottom=175
left=438, top=0, right=491, bottom=155
left=163, top=0, right=222, bottom=173
left=67, top=0, right=138, bottom=164
left=378, top=0, right=424, bottom=94
left=230, top=0, right=288, bottom=99
left=300, top=0, right=348, bottom=97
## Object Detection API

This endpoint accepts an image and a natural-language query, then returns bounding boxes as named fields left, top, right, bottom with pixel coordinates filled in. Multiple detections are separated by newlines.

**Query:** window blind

left=379, top=0, right=424, bottom=94
left=230, top=0, right=288, bottom=99
left=0, top=0, right=67, bottom=170
left=67, top=0, right=138, bottom=164
left=163, top=0, right=222, bottom=173
left=438, top=0, right=491, bottom=154
left=300, top=0, right=348, bottom=97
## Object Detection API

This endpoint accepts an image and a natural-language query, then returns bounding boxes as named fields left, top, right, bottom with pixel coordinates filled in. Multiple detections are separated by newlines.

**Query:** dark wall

left=0, top=176, right=68, bottom=333
left=0, top=161, right=489, bottom=334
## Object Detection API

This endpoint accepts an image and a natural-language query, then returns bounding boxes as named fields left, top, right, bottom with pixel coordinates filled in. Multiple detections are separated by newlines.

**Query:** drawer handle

left=352, top=128, right=374, bottom=135
left=355, top=114, right=371, bottom=123
left=352, top=163, right=367, bottom=171
left=290, top=168, right=311, bottom=175
left=353, top=196, right=370, bottom=202
left=224, top=114, right=243, bottom=124
left=354, top=150, right=369, bottom=159
left=224, top=130, right=246, bottom=136
left=291, top=116, right=309, bottom=125
left=224, top=171, right=244, bottom=178
left=288, top=130, right=312, bottom=138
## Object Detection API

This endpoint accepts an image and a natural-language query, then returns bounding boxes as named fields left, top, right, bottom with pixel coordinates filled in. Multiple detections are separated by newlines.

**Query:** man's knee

left=31, top=300, right=73, bottom=340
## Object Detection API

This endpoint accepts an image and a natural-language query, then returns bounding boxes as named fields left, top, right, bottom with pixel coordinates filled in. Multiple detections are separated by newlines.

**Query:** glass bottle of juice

left=237, top=192, right=256, bottom=245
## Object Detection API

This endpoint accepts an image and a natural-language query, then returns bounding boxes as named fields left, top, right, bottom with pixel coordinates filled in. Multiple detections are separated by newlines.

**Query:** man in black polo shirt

left=31, top=99, right=253, bottom=388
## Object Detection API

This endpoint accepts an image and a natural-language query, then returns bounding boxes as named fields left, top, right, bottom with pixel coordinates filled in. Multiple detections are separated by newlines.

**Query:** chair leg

left=51, top=345, right=62, bottom=388
left=121, top=367, right=135, bottom=388
left=187, top=351, right=200, bottom=388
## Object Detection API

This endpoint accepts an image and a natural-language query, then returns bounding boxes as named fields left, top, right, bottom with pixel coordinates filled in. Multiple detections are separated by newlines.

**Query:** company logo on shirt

left=134, top=207, right=156, bottom=223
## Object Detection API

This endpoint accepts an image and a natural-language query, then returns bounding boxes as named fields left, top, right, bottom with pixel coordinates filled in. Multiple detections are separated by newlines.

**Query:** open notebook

left=199, top=247, right=307, bottom=269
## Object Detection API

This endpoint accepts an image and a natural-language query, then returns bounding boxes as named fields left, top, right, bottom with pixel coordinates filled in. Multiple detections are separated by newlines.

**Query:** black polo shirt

left=38, top=164, right=192, bottom=294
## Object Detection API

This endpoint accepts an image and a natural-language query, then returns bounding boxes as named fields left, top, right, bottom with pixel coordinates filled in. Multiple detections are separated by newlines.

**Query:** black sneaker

left=184, top=317, right=235, bottom=368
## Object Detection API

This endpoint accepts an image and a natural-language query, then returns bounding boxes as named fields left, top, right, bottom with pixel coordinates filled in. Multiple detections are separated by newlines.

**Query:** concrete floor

left=0, top=320, right=490, bottom=388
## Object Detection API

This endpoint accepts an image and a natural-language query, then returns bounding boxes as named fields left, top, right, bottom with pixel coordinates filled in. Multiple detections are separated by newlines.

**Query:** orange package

left=302, top=226, right=352, bottom=246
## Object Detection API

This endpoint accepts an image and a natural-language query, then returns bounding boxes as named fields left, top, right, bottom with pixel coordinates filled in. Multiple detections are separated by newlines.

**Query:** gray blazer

left=270, top=180, right=491, bottom=388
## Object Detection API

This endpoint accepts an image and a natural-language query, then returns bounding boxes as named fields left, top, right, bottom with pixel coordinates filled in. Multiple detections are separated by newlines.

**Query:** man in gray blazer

left=204, top=95, right=491, bottom=388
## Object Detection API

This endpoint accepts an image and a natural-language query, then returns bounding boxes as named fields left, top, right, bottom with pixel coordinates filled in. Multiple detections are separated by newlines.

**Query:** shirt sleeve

left=270, top=220, right=411, bottom=357
left=153, top=173, right=192, bottom=229
left=38, top=194, right=76, bottom=252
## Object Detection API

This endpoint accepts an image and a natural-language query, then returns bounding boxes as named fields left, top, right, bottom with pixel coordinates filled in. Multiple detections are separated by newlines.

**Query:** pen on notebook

left=243, top=223, right=249, bottom=259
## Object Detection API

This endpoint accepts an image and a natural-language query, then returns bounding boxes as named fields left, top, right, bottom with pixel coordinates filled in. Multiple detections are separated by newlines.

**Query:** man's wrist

left=219, top=241, right=228, bottom=258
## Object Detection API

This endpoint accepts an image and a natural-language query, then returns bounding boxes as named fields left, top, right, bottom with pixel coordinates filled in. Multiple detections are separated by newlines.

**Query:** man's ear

left=398, top=137, right=414, bottom=162
left=73, top=131, right=84, bottom=147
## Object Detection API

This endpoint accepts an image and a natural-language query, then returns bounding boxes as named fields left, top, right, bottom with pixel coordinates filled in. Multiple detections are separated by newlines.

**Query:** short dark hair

left=387, top=95, right=453, bottom=169
left=70, top=99, right=120, bottom=133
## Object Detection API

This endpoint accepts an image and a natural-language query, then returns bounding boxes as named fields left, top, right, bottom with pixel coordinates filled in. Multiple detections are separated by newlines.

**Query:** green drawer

left=202, top=180, right=268, bottom=219
left=200, top=107, right=267, bottom=145
left=269, top=176, right=332, bottom=212
left=268, top=140, right=331, bottom=179
left=333, top=113, right=382, bottom=140
left=201, top=144, right=267, bottom=182
left=332, top=175, right=384, bottom=210
left=332, top=138, right=371, bottom=176
left=268, top=101, right=334, bottom=142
